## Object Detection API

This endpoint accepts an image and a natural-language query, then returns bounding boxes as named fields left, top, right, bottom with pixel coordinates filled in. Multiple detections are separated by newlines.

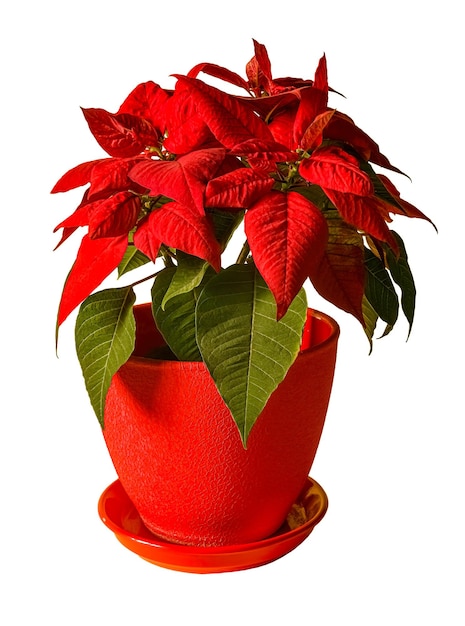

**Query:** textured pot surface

left=103, top=304, right=339, bottom=547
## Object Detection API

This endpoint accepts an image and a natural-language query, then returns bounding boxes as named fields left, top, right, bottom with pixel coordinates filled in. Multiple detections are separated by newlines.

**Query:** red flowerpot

left=103, top=304, right=339, bottom=547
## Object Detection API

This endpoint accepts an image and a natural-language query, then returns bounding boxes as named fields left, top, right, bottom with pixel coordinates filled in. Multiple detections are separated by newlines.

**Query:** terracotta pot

left=103, top=304, right=339, bottom=547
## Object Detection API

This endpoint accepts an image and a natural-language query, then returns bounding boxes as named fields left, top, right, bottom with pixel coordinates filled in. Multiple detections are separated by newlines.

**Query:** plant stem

left=236, top=240, right=250, bottom=264
left=160, top=245, right=176, bottom=267
left=130, top=269, right=163, bottom=289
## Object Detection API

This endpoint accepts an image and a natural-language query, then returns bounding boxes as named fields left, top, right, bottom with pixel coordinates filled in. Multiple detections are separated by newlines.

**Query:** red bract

left=51, top=159, right=107, bottom=193
left=173, top=76, right=274, bottom=149
left=57, top=234, right=128, bottom=326
left=52, top=39, right=430, bottom=337
left=134, top=201, right=221, bottom=271
left=205, top=168, right=275, bottom=209
left=247, top=39, right=273, bottom=96
left=231, top=138, right=296, bottom=172
left=163, top=83, right=216, bottom=154
left=323, top=111, right=406, bottom=176
left=299, top=146, right=373, bottom=195
left=187, top=62, right=250, bottom=93
left=377, top=174, right=436, bottom=227
left=87, top=158, right=146, bottom=199
left=293, top=77, right=328, bottom=146
left=268, top=108, right=298, bottom=149
left=245, top=190, right=328, bottom=319
left=81, top=108, right=159, bottom=158
left=300, top=109, right=336, bottom=152
left=53, top=197, right=90, bottom=249
left=87, top=192, right=141, bottom=239
left=309, top=216, right=365, bottom=324
left=129, top=148, right=226, bottom=214
left=324, top=189, right=398, bottom=251
left=117, top=81, right=171, bottom=134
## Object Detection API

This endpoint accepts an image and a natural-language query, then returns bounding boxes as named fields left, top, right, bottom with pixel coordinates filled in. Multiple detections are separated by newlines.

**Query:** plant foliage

left=53, top=40, right=433, bottom=444
left=75, top=286, right=136, bottom=426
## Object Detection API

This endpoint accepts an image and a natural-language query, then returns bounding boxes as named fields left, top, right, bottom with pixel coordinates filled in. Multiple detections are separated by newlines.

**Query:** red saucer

left=98, top=476, right=328, bottom=574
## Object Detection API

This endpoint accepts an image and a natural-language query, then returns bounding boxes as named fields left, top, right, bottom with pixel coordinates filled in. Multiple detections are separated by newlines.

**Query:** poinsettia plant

left=52, top=40, right=432, bottom=446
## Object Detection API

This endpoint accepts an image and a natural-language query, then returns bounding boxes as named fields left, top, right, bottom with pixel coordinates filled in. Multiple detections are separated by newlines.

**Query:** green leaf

left=196, top=263, right=308, bottom=447
left=361, top=295, right=378, bottom=353
left=291, top=183, right=330, bottom=209
left=208, top=208, right=244, bottom=250
left=75, top=286, right=136, bottom=427
left=117, top=246, right=151, bottom=277
left=151, top=267, right=214, bottom=361
left=361, top=161, right=405, bottom=211
left=385, top=232, right=416, bottom=337
left=364, top=248, right=399, bottom=337
left=161, top=252, right=210, bottom=309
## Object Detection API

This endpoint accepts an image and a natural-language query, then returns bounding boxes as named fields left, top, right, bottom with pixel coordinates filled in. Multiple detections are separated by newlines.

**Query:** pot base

left=98, top=476, right=328, bottom=574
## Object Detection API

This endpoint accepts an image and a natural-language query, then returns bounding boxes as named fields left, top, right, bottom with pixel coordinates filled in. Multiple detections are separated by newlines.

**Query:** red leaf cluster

left=52, top=40, right=430, bottom=327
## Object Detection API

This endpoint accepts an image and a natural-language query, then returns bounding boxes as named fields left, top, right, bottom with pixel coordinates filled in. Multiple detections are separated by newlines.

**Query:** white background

left=2, top=1, right=464, bottom=624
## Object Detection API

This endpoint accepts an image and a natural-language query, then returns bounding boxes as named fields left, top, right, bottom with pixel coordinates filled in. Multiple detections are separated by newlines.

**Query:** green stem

left=160, top=245, right=176, bottom=267
left=130, top=268, right=164, bottom=289
left=236, top=240, right=251, bottom=264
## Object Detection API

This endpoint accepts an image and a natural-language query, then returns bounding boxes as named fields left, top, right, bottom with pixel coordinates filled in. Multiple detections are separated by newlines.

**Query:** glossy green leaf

left=161, top=252, right=210, bottom=310
left=386, top=232, right=416, bottom=337
left=117, top=246, right=151, bottom=277
left=196, top=263, right=307, bottom=447
left=361, top=295, right=378, bottom=353
left=152, top=267, right=214, bottom=361
left=209, top=208, right=244, bottom=251
left=75, top=286, right=136, bottom=427
left=364, top=248, right=398, bottom=337
left=361, top=161, right=405, bottom=210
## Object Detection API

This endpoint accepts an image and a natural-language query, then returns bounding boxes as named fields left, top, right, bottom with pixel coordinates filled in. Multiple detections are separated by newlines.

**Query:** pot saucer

left=98, top=476, right=328, bottom=574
